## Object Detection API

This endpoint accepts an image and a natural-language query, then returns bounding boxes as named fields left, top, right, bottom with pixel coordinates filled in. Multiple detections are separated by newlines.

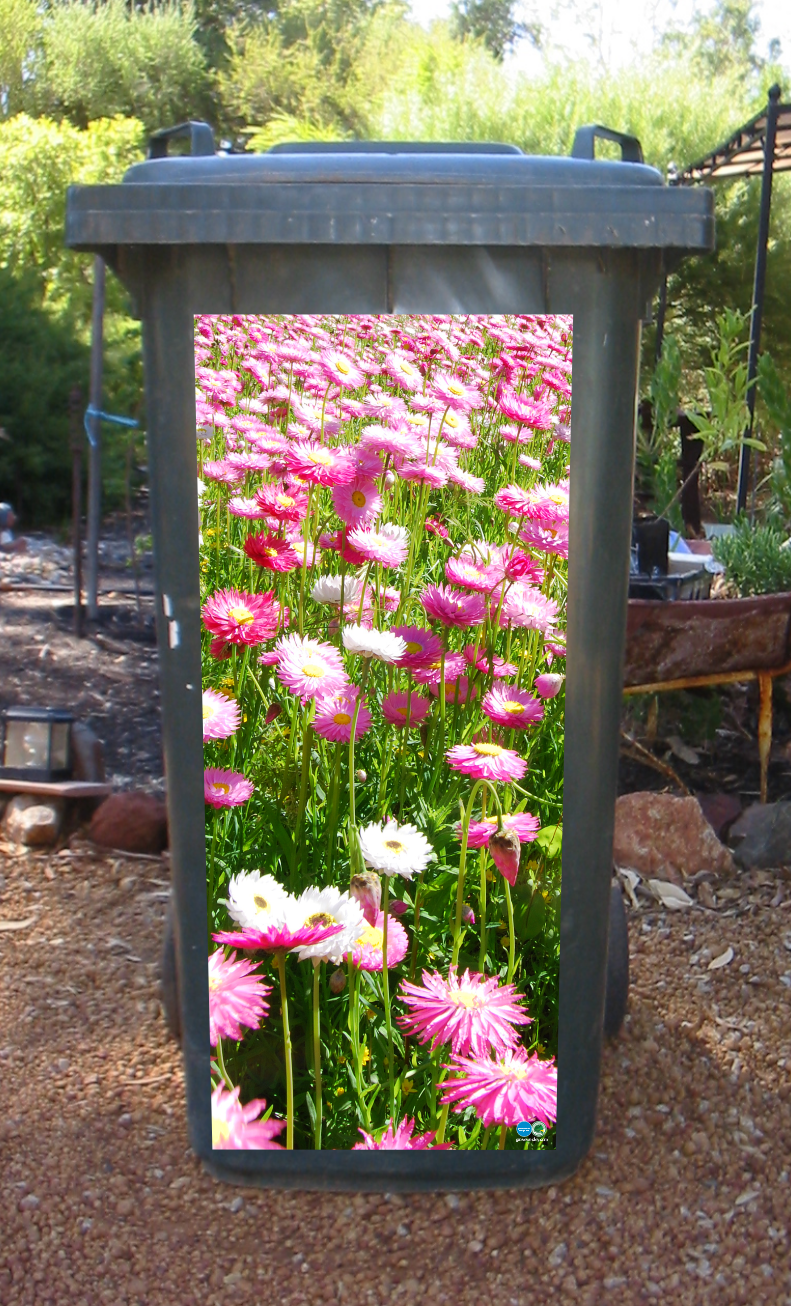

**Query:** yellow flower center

left=305, top=911, right=337, bottom=928
left=336, top=360, right=350, bottom=375
left=547, top=490, right=565, bottom=505
left=503, top=701, right=525, bottom=714
left=213, top=783, right=231, bottom=794
left=357, top=924, right=384, bottom=949
left=405, top=641, right=424, bottom=655
left=351, top=490, right=367, bottom=508
left=308, top=449, right=333, bottom=466
left=445, top=412, right=460, bottom=427
left=228, top=605, right=254, bottom=624
left=474, top=743, right=504, bottom=757
left=212, top=1118, right=232, bottom=1146
left=384, top=839, right=404, bottom=852
left=333, top=712, right=352, bottom=726
left=396, top=706, right=409, bottom=716
left=277, top=494, right=295, bottom=508
left=301, top=661, right=326, bottom=678
left=202, top=704, right=214, bottom=720
left=448, top=381, right=465, bottom=395
left=253, top=894, right=269, bottom=910
left=263, top=547, right=278, bottom=558
left=450, top=990, right=480, bottom=1009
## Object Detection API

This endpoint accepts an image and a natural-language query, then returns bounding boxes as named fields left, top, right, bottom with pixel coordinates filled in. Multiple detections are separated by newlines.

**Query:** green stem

left=381, top=875, right=396, bottom=1123
left=407, top=866, right=426, bottom=982
left=504, top=879, right=516, bottom=984
left=207, top=815, right=221, bottom=946
left=295, top=717, right=314, bottom=887
left=298, top=486, right=314, bottom=636
left=435, top=1100, right=450, bottom=1145
left=326, top=744, right=342, bottom=882
left=499, top=1124, right=508, bottom=1150
left=276, top=953, right=294, bottom=1150
left=482, top=1125, right=493, bottom=1150
left=477, top=791, right=488, bottom=974
left=347, top=660, right=371, bottom=878
left=452, top=780, right=504, bottom=967
left=214, top=1035, right=234, bottom=1090
left=312, top=961, right=322, bottom=1150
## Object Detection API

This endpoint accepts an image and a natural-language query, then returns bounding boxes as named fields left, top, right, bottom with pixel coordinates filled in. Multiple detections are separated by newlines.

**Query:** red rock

left=613, top=792, right=735, bottom=879
left=88, top=792, right=168, bottom=854
left=696, top=792, right=742, bottom=841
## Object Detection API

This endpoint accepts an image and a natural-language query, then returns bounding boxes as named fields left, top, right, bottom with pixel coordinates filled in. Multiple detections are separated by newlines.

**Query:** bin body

left=66, top=143, right=713, bottom=1189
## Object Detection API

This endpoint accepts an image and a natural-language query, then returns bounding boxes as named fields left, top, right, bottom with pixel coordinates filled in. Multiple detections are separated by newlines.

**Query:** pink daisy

left=446, top=742, right=527, bottom=783
left=455, top=811, right=540, bottom=849
left=208, top=949, right=271, bottom=1045
left=285, top=441, right=355, bottom=487
left=421, top=584, right=486, bottom=628
left=313, top=688, right=371, bottom=743
left=398, top=968, right=530, bottom=1058
left=431, top=371, right=483, bottom=413
left=254, top=483, right=309, bottom=523
left=353, top=1118, right=451, bottom=1150
left=202, top=688, right=240, bottom=741
left=228, top=497, right=272, bottom=519
left=213, top=917, right=344, bottom=955
left=225, top=451, right=271, bottom=474
left=425, top=516, right=450, bottom=540
left=202, top=459, right=245, bottom=486
left=204, top=767, right=254, bottom=807
left=445, top=556, right=500, bottom=593
left=381, top=690, right=432, bottom=729
left=202, top=589, right=281, bottom=646
left=497, top=386, right=554, bottom=429
left=359, top=425, right=421, bottom=460
left=493, top=483, right=533, bottom=517
left=332, top=476, right=382, bottom=527
left=389, top=625, right=444, bottom=670
left=523, top=480, right=570, bottom=530
left=347, top=523, right=409, bottom=568
left=412, top=652, right=468, bottom=686
left=428, top=675, right=476, bottom=705
left=383, top=352, right=423, bottom=392
left=319, top=347, right=365, bottom=390
left=519, top=520, right=569, bottom=559
left=277, top=635, right=349, bottom=701
left=501, top=551, right=544, bottom=585
left=482, top=687, right=544, bottom=730
left=210, top=1082, right=285, bottom=1149
left=347, top=910, right=408, bottom=972
left=463, top=646, right=518, bottom=679
left=440, top=1047, right=558, bottom=1130
left=396, top=461, right=448, bottom=489
left=494, top=587, right=558, bottom=634
left=243, top=531, right=300, bottom=573
left=447, top=466, right=486, bottom=494
left=518, top=455, right=542, bottom=471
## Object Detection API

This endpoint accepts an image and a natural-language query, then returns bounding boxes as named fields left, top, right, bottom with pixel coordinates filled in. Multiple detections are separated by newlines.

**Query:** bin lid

left=66, top=137, right=714, bottom=253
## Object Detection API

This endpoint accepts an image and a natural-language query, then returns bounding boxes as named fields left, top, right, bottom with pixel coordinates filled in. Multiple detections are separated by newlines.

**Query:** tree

left=659, top=0, right=763, bottom=80
left=0, top=0, right=43, bottom=118
left=448, top=0, right=540, bottom=61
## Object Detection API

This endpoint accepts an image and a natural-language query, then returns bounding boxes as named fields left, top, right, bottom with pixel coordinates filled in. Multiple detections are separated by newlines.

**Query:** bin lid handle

left=148, top=122, right=216, bottom=159
left=570, top=125, right=644, bottom=164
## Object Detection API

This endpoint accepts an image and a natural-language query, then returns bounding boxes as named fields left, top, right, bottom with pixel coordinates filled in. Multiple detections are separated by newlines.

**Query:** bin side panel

left=232, top=246, right=388, bottom=313
left=140, top=248, right=213, bottom=1161
left=552, top=248, right=645, bottom=1161
left=389, top=246, right=544, bottom=313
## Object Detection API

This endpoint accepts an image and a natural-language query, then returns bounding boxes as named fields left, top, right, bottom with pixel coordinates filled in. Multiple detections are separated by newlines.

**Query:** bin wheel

left=160, top=895, right=182, bottom=1043
left=604, top=880, right=629, bottom=1039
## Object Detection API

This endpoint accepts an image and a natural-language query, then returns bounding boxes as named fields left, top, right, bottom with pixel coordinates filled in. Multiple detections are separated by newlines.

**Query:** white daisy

left=358, top=819, right=434, bottom=880
left=311, top=573, right=365, bottom=606
left=291, top=885, right=366, bottom=963
left=225, top=871, right=291, bottom=931
left=342, top=625, right=407, bottom=663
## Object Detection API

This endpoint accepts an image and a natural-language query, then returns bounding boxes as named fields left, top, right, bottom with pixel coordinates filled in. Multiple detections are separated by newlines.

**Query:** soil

left=1, top=532, right=791, bottom=1303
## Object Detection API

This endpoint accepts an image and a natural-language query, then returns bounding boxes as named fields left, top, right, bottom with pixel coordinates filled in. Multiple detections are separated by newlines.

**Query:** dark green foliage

left=448, top=0, right=540, bottom=61
left=712, top=514, right=791, bottom=595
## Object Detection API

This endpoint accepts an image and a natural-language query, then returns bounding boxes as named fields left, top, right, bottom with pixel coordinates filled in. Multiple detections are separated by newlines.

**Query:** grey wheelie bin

left=65, top=121, right=713, bottom=1191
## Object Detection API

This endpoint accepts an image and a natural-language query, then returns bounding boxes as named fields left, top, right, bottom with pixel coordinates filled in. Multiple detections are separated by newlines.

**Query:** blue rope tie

left=84, top=405, right=140, bottom=449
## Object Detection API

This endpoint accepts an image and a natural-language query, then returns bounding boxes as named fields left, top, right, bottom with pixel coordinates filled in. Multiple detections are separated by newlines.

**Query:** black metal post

left=736, top=84, right=781, bottom=514
left=69, top=385, right=83, bottom=637
left=86, top=255, right=105, bottom=621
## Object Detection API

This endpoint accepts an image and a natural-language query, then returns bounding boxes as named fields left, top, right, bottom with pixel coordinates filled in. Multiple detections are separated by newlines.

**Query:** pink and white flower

left=353, top=1118, right=451, bottom=1150
left=390, top=625, right=444, bottom=669
left=381, top=690, right=432, bottom=729
left=440, top=1047, right=558, bottom=1130
left=276, top=634, right=349, bottom=701
left=202, top=588, right=281, bottom=646
left=204, top=767, right=254, bottom=807
left=481, top=686, right=544, bottom=730
left=347, top=523, right=409, bottom=568
left=398, top=968, right=530, bottom=1058
left=243, top=531, right=301, bottom=573
left=202, top=688, right=240, bottom=740
left=446, top=742, right=528, bottom=783
left=211, top=1083, right=285, bottom=1149
left=332, top=476, right=382, bottom=527
left=421, top=583, right=486, bottom=628
left=347, top=910, right=409, bottom=971
left=454, top=811, right=540, bottom=849
left=534, top=673, right=565, bottom=699
left=313, top=687, right=371, bottom=743
left=208, top=949, right=271, bottom=1045
left=285, top=441, right=355, bottom=487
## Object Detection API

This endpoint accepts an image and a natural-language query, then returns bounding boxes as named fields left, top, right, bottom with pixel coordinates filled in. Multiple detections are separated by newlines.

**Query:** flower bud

left=350, top=871, right=381, bottom=924
left=488, top=828, right=521, bottom=887
left=328, top=968, right=347, bottom=995
left=355, top=769, right=367, bottom=783
left=461, top=904, right=476, bottom=926
left=388, top=899, right=409, bottom=917
left=264, top=702, right=282, bottom=724
left=384, top=470, right=396, bottom=490
left=534, top=673, right=565, bottom=700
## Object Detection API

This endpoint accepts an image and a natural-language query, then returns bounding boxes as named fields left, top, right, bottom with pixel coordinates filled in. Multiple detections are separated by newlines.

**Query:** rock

left=613, top=793, right=735, bottom=879
left=697, top=792, right=742, bottom=841
left=71, top=723, right=106, bottom=783
left=88, top=792, right=168, bottom=854
left=697, top=880, right=717, bottom=909
left=3, top=795, right=64, bottom=847
left=729, top=802, right=791, bottom=869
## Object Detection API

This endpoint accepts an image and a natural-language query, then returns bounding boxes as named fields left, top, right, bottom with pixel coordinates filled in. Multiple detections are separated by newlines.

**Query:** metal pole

left=69, top=385, right=83, bottom=637
left=86, top=255, right=105, bottom=620
left=654, top=273, right=668, bottom=366
left=736, top=84, right=781, bottom=514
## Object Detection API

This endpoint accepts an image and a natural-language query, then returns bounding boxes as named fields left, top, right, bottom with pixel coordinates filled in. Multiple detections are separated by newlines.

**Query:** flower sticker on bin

left=199, top=313, right=569, bottom=1153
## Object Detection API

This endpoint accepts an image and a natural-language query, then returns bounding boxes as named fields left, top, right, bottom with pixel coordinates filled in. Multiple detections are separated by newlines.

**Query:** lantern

left=0, top=706, right=74, bottom=782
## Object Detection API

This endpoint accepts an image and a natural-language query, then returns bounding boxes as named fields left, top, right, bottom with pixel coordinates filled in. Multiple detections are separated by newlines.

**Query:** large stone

left=613, top=792, right=735, bottom=880
left=88, top=792, right=168, bottom=854
left=696, top=792, right=742, bottom=841
left=3, top=794, right=64, bottom=847
left=729, top=802, right=791, bottom=869
left=71, top=723, right=106, bottom=783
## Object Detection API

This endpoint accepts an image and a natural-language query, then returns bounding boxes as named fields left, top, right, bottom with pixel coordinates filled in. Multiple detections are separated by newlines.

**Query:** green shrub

left=712, top=516, right=791, bottom=596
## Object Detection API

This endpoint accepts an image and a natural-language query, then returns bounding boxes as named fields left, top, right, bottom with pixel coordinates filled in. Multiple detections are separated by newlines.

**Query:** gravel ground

left=1, top=833, right=790, bottom=1305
